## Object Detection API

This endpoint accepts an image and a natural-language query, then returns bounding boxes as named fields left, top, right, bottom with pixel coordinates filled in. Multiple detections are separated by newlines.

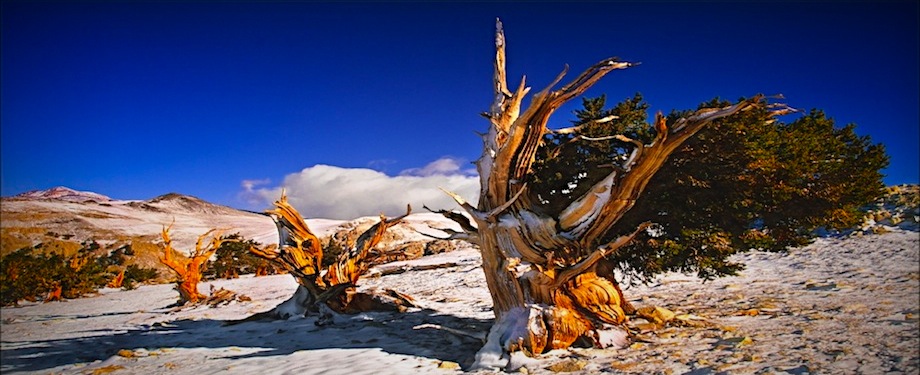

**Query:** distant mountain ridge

left=125, top=192, right=250, bottom=217
left=4, top=184, right=913, bottom=265
left=1, top=187, right=278, bottom=255
left=11, top=186, right=113, bottom=203
left=1, top=187, right=466, bottom=269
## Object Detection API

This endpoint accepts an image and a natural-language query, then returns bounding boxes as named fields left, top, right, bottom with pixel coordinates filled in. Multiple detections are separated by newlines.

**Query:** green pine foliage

left=1, top=248, right=48, bottom=305
left=529, top=95, right=889, bottom=284
left=1, top=243, right=107, bottom=305
left=204, top=234, right=282, bottom=279
left=531, top=93, right=656, bottom=215
left=322, top=237, right=346, bottom=268
left=0, top=241, right=160, bottom=305
left=122, top=264, right=159, bottom=290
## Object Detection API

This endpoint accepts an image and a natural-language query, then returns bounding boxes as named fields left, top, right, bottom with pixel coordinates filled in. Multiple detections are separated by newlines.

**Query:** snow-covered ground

left=1, top=229, right=917, bottom=374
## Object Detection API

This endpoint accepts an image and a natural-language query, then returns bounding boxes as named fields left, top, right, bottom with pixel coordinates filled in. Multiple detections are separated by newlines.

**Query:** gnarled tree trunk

left=159, top=225, right=226, bottom=305
left=435, top=20, right=789, bottom=369
left=245, top=193, right=414, bottom=324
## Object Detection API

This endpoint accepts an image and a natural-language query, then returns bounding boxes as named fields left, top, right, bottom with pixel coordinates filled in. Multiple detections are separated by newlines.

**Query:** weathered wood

left=422, top=205, right=480, bottom=245
left=108, top=269, right=125, bottom=289
left=159, top=225, right=227, bottom=305
left=434, top=20, right=788, bottom=369
left=369, top=262, right=461, bottom=277
left=246, top=192, right=414, bottom=321
left=205, top=286, right=251, bottom=307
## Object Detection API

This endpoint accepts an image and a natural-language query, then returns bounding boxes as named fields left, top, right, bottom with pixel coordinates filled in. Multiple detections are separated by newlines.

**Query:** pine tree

left=530, top=96, right=888, bottom=283
left=433, top=21, right=890, bottom=367
left=205, top=234, right=280, bottom=279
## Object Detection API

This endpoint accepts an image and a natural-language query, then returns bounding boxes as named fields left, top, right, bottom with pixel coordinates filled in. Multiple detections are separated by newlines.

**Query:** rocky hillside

left=12, top=186, right=113, bottom=203
left=858, top=184, right=919, bottom=233
left=0, top=187, right=467, bottom=279
left=1, top=188, right=278, bottom=256
left=2, top=184, right=914, bottom=281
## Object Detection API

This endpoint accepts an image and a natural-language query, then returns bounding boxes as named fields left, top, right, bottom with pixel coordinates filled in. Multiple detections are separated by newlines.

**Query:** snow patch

left=1, top=227, right=917, bottom=375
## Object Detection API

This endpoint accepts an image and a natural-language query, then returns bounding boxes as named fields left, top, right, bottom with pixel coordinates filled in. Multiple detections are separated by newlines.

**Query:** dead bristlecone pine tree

left=241, top=192, right=415, bottom=325
left=159, top=225, right=252, bottom=307
left=159, top=225, right=227, bottom=305
left=432, top=19, right=795, bottom=369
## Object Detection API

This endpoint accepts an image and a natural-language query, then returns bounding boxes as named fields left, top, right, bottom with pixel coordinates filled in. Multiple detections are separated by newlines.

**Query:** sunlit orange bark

left=247, top=193, right=413, bottom=320
left=108, top=269, right=125, bottom=288
left=45, top=283, right=62, bottom=303
left=159, top=225, right=226, bottom=305
left=432, top=20, right=790, bottom=369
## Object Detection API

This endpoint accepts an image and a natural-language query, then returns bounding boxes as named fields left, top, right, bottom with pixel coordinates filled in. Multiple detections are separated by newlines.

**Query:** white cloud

left=399, top=157, right=477, bottom=177
left=241, top=178, right=271, bottom=190
left=242, top=157, right=480, bottom=220
left=238, top=178, right=272, bottom=206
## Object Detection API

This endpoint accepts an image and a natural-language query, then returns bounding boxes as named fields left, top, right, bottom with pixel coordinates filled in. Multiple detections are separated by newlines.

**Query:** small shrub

left=205, top=234, right=282, bottom=279
left=0, top=243, right=113, bottom=306
left=122, top=264, right=158, bottom=290
left=1, top=248, right=46, bottom=305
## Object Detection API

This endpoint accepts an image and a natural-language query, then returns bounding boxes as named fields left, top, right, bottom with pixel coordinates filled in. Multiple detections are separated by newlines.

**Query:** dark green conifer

left=528, top=95, right=889, bottom=283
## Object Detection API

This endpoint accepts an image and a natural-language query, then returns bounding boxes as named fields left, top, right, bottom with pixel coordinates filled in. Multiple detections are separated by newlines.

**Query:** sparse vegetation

left=0, top=240, right=159, bottom=306
left=123, top=264, right=159, bottom=290
left=0, top=229, right=257, bottom=305
left=1, top=242, right=107, bottom=305
left=205, top=234, right=282, bottom=279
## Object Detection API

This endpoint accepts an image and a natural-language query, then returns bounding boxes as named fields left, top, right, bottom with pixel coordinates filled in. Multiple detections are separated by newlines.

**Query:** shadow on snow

left=0, top=307, right=493, bottom=372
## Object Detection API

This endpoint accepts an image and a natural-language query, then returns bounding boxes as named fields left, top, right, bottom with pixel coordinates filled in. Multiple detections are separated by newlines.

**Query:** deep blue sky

left=2, top=1, right=918, bottom=214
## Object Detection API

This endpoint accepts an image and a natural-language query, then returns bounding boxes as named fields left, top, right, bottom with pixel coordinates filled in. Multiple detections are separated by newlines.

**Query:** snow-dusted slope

left=12, top=186, right=113, bottom=203
left=1, top=228, right=917, bottom=374
left=1, top=187, right=467, bottom=255
left=2, top=186, right=917, bottom=374
left=2, top=190, right=279, bottom=251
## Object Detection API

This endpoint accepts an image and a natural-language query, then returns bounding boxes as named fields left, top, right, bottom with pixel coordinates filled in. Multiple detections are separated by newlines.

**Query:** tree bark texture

left=248, top=193, right=414, bottom=322
left=159, top=225, right=226, bottom=305
left=436, top=19, right=785, bottom=369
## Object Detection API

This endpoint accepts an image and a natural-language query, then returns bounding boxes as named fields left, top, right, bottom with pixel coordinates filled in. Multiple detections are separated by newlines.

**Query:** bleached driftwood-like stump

left=245, top=192, right=414, bottom=323
left=434, top=19, right=790, bottom=369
